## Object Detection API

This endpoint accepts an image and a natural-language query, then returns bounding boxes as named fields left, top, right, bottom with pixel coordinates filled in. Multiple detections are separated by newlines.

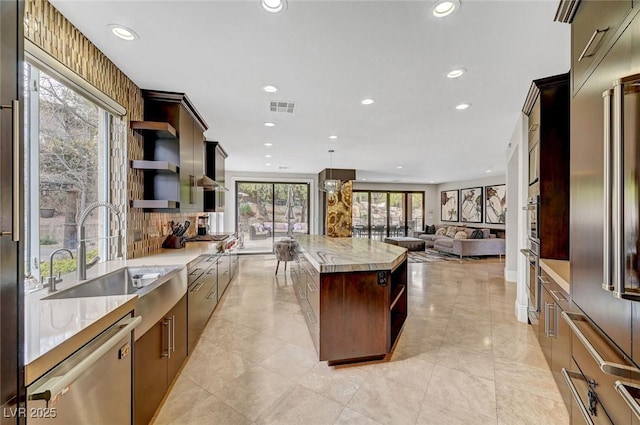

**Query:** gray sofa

left=417, top=225, right=505, bottom=258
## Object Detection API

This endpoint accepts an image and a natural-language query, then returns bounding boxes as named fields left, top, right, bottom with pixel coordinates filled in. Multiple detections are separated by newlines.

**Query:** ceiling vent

left=270, top=101, right=295, bottom=113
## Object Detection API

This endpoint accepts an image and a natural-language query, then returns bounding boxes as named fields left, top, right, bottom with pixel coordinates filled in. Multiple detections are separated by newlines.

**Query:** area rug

left=407, top=248, right=480, bottom=263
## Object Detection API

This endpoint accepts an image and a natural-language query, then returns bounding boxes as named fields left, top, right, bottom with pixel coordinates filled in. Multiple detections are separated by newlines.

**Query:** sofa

left=252, top=222, right=308, bottom=238
left=249, top=223, right=271, bottom=240
left=417, top=225, right=505, bottom=258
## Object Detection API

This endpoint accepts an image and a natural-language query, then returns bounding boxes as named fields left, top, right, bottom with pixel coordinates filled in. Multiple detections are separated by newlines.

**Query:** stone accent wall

left=24, top=0, right=203, bottom=258
left=326, top=181, right=352, bottom=237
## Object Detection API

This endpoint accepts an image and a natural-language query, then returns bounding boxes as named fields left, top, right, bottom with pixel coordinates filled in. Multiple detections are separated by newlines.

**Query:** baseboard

left=514, top=299, right=529, bottom=323
left=504, top=269, right=517, bottom=283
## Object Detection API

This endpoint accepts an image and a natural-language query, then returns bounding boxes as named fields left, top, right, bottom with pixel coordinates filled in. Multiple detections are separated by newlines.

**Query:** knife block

left=162, top=234, right=185, bottom=249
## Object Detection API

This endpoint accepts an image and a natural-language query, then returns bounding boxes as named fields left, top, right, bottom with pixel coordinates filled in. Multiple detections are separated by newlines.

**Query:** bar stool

left=274, top=239, right=297, bottom=275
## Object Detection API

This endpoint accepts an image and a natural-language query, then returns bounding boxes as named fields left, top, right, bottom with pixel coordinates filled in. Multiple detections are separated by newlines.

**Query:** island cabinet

left=133, top=295, right=187, bottom=425
left=132, top=89, right=208, bottom=212
left=292, top=235, right=407, bottom=365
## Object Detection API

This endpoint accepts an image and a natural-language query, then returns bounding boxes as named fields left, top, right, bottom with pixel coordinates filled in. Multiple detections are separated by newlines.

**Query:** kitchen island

left=291, top=235, right=408, bottom=365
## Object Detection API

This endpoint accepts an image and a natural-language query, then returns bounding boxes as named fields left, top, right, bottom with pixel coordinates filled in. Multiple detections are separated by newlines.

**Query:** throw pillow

left=257, top=225, right=265, bottom=232
left=446, top=226, right=457, bottom=238
left=454, top=231, right=468, bottom=239
left=293, top=223, right=301, bottom=230
left=435, top=227, right=447, bottom=236
left=470, top=229, right=484, bottom=239
left=425, top=225, right=436, bottom=234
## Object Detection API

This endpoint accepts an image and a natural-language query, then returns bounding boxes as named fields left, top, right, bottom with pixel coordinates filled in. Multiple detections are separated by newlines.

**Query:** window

left=23, top=63, right=111, bottom=283
left=352, top=191, right=424, bottom=239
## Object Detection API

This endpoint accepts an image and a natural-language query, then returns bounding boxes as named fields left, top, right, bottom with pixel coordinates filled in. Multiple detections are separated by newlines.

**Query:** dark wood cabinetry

left=523, top=73, right=570, bottom=260
left=203, top=141, right=227, bottom=212
left=134, top=295, right=187, bottom=425
left=538, top=270, right=572, bottom=412
left=132, top=90, right=208, bottom=212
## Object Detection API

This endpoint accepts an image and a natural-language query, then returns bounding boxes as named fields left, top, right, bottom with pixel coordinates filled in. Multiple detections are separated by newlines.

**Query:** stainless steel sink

left=43, top=264, right=188, bottom=341
left=43, top=266, right=181, bottom=300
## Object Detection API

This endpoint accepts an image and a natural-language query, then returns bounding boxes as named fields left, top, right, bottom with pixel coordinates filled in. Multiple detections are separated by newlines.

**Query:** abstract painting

left=460, top=187, right=483, bottom=223
left=485, top=184, right=507, bottom=224
left=441, top=190, right=459, bottom=222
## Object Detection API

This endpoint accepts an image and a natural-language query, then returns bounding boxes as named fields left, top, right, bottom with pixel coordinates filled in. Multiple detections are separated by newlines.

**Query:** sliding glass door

left=352, top=191, right=424, bottom=239
left=236, top=181, right=309, bottom=253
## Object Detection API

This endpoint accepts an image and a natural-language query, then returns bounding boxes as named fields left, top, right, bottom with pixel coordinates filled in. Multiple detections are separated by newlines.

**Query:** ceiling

left=50, top=0, right=570, bottom=184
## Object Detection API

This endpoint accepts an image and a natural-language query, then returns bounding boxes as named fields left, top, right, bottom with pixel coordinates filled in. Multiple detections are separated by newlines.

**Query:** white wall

left=506, top=113, right=529, bottom=323
left=225, top=170, right=318, bottom=234
left=434, top=175, right=506, bottom=228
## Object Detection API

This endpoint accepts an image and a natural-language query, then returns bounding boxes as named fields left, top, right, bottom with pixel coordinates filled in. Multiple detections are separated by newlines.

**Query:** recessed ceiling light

left=432, top=0, right=460, bottom=18
left=455, top=103, right=471, bottom=110
left=264, top=142, right=273, bottom=147
left=265, top=154, right=272, bottom=158
left=329, top=135, right=338, bottom=140
left=263, top=85, right=278, bottom=93
left=361, top=178, right=367, bottom=181
left=397, top=166, right=403, bottom=169
left=486, top=169, right=492, bottom=173
left=447, top=68, right=466, bottom=79
left=361, top=98, right=375, bottom=105
left=262, top=0, right=287, bottom=13
left=264, top=122, right=276, bottom=127
left=108, top=24, right=139, bottom=41
left=430, top=180, right=435, bottom=183
left=265, top=163, right=272, bottom=166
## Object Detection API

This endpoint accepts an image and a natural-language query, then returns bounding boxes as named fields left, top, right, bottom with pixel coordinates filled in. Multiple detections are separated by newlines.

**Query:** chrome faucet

left=77, top=202, right=124, bottom=280
left=45, top=248, right=73, bottom=293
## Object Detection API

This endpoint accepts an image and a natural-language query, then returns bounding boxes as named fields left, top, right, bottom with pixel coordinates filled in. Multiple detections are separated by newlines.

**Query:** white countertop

left=540, top=258, right=571, bottom=294
left=24, top=241, right=220, bottom=385
left=294, top=235, right=407, bottom=273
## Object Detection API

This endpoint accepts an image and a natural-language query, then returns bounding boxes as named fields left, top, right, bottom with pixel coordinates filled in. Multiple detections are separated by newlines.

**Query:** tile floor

left=153, top=255, right=569, bottom=425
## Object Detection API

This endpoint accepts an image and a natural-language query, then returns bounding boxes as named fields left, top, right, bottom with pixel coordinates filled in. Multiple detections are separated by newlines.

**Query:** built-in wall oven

left=525, top=195, right=539, bottom=241
left=521, top=238, right=540, bottom=326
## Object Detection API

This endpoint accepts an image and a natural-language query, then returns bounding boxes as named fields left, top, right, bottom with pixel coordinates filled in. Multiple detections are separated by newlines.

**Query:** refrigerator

left=0, top=1, right=25, bottom=424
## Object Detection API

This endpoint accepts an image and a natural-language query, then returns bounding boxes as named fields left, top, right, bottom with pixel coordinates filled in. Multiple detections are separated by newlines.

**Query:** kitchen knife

left=177, top=221, right=190, bottom=237
left=173, top=224, right=183, bottom=235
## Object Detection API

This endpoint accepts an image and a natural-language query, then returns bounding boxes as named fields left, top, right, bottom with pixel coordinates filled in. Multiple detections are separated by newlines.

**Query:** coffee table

left=384, top=236, right=426, bottom=251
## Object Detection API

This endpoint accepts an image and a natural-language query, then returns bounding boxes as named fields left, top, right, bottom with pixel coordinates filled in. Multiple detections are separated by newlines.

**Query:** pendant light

left=323, top=150, right=342, bottom=196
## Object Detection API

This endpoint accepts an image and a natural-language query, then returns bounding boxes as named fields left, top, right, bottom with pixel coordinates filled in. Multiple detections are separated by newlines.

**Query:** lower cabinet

left=188, top=261, right=218, bottom=353
left=539, top=271, right=572, bottom=414
left=134, top=295, right=187, bottom=425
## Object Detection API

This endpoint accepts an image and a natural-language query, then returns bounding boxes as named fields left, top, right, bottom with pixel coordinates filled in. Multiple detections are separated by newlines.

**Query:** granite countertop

left=540, top=259, right=570, bottom=294
left=293, top=235, right=407, bottom=273
left=24, top=241, right=221, bottom=385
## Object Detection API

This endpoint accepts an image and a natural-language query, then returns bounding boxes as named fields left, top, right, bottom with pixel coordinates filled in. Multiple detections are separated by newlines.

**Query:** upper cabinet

left=203, top=141, right=227, bottom=212
left=132, top=90, right=208, bottom=212
left=523, top=73, right=570, bottom=260
left=571, top=0, right=633, bottom=94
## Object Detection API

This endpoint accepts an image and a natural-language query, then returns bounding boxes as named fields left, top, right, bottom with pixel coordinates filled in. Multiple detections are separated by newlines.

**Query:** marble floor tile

left=425, top=365, right=497, bottom=419
left=416, top=397, right=498, bottom=425
left=254, top=385, right=344, bottom=425
left=298, top=362, right=369, bottom=405
left=347, top=374, right=425, bottom=425
left=153, top=255, right=569, bottom=425
left=212, top=366, right=294, bottom=421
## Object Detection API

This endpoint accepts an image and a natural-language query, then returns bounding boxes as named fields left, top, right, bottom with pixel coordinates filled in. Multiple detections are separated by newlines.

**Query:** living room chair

left=274, top=239, right=297, bottom=275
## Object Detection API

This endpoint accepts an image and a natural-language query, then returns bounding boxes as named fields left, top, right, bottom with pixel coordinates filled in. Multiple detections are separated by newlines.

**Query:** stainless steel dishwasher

left=26, top=314, right=141, bottom=425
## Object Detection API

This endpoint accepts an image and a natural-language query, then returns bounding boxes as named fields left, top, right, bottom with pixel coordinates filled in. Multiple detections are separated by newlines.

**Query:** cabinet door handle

left=548, top=303, right=557, bottom=338
left=544, top=302, right=550, bottom=337
left=562, top=369, right=597, bottom=425
left=190, top=282, right=204, bottom=292
left=603, top=89, right=614, bottom=292
left=161, top=320, right=170, bottom=358
left=615, top=381, right=640, bottom=421
left=578, top=27, right=609, bottom=62
left=171, top=315, right=175, bottom=353
left=1, top=100, right=20, bottom=241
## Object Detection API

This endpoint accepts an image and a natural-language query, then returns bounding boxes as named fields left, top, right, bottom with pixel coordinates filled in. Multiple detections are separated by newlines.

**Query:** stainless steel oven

left=524, top=195, right=539, bottom=241
left=521, top=238, right=540, bottom=325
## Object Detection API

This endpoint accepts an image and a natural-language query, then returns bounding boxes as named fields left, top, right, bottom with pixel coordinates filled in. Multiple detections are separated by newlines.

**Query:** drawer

left=568, top=312, right=634, bottom=425
left=572, top=0, right=632, bottom=93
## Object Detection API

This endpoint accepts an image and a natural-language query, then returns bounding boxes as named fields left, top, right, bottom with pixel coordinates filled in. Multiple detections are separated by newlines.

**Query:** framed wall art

left=485, top=184, right=506, bottom=224
left=440, top=190, right=459, bottom=222
left=460, top=187, right=483, bottom=223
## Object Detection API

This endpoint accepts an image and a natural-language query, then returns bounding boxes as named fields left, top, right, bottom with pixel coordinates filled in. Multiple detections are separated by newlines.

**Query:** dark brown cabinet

left=134, top=295, right=187, bottom=425
left=539, top=270, right=572, bottom=412
left=132, top=90, right=208, bottom=212
left=523, top=73, right=570, bottom=260
left=187, top=255, right=218, bottom=353
left=571, top=0, right=632, bottom=94
left=204, top=141, right=227, bottom=212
